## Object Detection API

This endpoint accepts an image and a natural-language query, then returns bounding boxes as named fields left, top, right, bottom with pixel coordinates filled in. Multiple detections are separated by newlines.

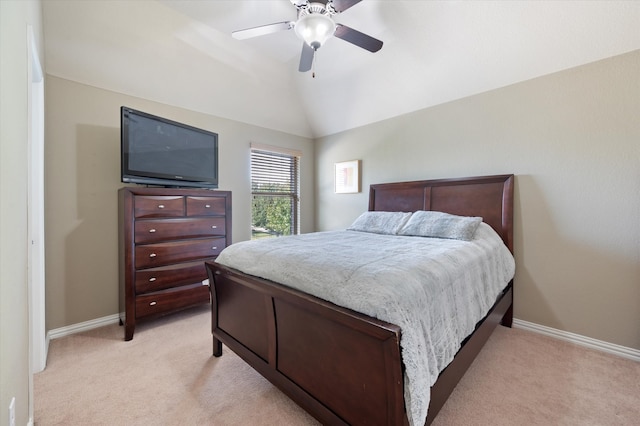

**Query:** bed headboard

left=369, top=174, right=514, bottom=252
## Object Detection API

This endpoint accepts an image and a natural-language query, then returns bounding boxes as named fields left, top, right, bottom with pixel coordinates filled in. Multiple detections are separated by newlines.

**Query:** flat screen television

left=121, top=106, right=219, bottom=188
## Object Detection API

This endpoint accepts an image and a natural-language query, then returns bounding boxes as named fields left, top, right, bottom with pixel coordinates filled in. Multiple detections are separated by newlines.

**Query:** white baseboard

left=44, top=315, right=639, bottom=363
left=41, top=314, right=120, bottom=371
left=513, top=318, right=640, bottom=362
left=47, top=313, right=120, bottom=341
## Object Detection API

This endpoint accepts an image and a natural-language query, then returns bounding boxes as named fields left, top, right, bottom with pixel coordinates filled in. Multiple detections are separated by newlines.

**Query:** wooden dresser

left=118, top=187, right=232, bottom=341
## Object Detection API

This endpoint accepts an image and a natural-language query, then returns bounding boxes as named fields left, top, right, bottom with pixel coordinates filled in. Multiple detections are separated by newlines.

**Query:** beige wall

left=315, top=51, right=640, bottom=350
left=44, top=76, right=314, bottom=330
left=1, top=1, right=44, bottom=424
left=44, top=52, right=640, bottom=351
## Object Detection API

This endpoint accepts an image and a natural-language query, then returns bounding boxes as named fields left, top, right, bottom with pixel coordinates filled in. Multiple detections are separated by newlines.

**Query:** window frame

left=250, top=143, right=301, bottom=238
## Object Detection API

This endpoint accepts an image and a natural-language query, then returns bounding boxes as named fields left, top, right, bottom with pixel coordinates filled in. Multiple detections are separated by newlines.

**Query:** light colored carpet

left=35, top=305, right=639, bottom=425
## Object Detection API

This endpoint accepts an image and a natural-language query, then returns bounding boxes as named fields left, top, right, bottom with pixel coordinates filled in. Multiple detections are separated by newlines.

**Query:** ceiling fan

left=232, top=0, right=383, bottom=73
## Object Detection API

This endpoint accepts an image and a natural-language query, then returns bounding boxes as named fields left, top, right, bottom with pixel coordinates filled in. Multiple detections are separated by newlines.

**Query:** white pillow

left=347, top=211, right=412, bottom=235
left=397, top=210, right=482, bottom=241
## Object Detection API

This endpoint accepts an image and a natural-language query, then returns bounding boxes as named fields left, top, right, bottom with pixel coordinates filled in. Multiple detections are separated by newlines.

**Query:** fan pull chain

left=312, top=50, right=317, bottom=78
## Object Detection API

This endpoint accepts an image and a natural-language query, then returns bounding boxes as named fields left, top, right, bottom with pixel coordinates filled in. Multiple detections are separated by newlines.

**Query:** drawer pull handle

left=150, top=301, right=157, bottom=306
left=212, top=247, right=218, bottom=250
left=149, top=253, right=157, bottom=258
left=149, top=229, right=156, bottom=233
left=211, top=225, right=217, bottom=229
left=149, top=277, right=156, bottom=282
left=205, top=204, right=211, bottom=208
left=158, top=204, right=165, bottom=209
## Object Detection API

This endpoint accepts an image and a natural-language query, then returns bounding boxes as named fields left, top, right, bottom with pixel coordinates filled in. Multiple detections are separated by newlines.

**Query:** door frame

left=27, top=24, right=46, bottom=425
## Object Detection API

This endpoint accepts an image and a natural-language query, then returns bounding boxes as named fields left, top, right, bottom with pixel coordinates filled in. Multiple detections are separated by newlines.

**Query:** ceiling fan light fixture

left=294, top=13, right=336, bottom=50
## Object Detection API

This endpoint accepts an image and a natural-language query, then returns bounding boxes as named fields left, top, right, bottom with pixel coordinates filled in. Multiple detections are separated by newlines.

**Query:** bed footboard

left=207, top=262, right=407, bottom=425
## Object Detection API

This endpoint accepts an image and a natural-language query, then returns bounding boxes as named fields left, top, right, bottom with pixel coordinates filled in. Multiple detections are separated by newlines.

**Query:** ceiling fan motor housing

left=294, top=3, right=337, bottom=50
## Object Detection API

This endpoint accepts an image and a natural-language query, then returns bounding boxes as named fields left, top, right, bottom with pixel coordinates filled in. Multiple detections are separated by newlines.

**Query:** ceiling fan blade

left=299, top=43, right=315, bottom=72
left=331, top=0, right=362, bottom=13
left=334, top=24, right=383, bottom=52
left=232, top=21, right=294, bottom=40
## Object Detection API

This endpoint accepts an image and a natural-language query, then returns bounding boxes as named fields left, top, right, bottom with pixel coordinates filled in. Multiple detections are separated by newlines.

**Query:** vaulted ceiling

left=43, top=0, right=640, bottom=138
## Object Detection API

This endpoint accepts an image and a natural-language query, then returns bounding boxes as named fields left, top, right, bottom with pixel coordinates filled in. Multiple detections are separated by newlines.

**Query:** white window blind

left=250, top=150, right=299, bottom=194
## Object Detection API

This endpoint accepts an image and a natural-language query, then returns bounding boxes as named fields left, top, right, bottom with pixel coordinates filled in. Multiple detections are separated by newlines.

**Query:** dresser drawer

left=135, top=196, right=184, bottom=218
left=135, top=261, right=207, bottom=294
left=135, top=237, right=225, bottom=269
left=186, top=196, right=226, bottom=216
left=135, top=217, right=226, bottom=243
left=135, top=284, right=210, bottom=319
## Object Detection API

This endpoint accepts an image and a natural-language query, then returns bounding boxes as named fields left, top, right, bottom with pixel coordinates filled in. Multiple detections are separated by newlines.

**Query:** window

left=250, top=144, right=301, bottom=239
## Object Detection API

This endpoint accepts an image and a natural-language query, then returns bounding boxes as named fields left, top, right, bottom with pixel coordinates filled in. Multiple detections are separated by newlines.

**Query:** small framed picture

left=334, top=160, right=361, bottom=193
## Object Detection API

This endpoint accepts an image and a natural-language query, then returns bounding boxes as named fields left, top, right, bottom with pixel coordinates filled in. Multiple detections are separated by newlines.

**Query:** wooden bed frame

left=206, top=174, right=514, bottom=425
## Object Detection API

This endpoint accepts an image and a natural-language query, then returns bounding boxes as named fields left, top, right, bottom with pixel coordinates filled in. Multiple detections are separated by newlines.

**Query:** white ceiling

left=43, top=0, right=640, bottom=138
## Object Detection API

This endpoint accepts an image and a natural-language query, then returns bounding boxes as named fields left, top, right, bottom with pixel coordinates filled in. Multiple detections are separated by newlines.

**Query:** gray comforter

left=215, top=222, right=515, bottom=426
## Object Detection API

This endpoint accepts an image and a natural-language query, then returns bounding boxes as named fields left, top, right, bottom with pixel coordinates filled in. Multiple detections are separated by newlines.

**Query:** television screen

left=121, top=107, right=218, bottom=188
